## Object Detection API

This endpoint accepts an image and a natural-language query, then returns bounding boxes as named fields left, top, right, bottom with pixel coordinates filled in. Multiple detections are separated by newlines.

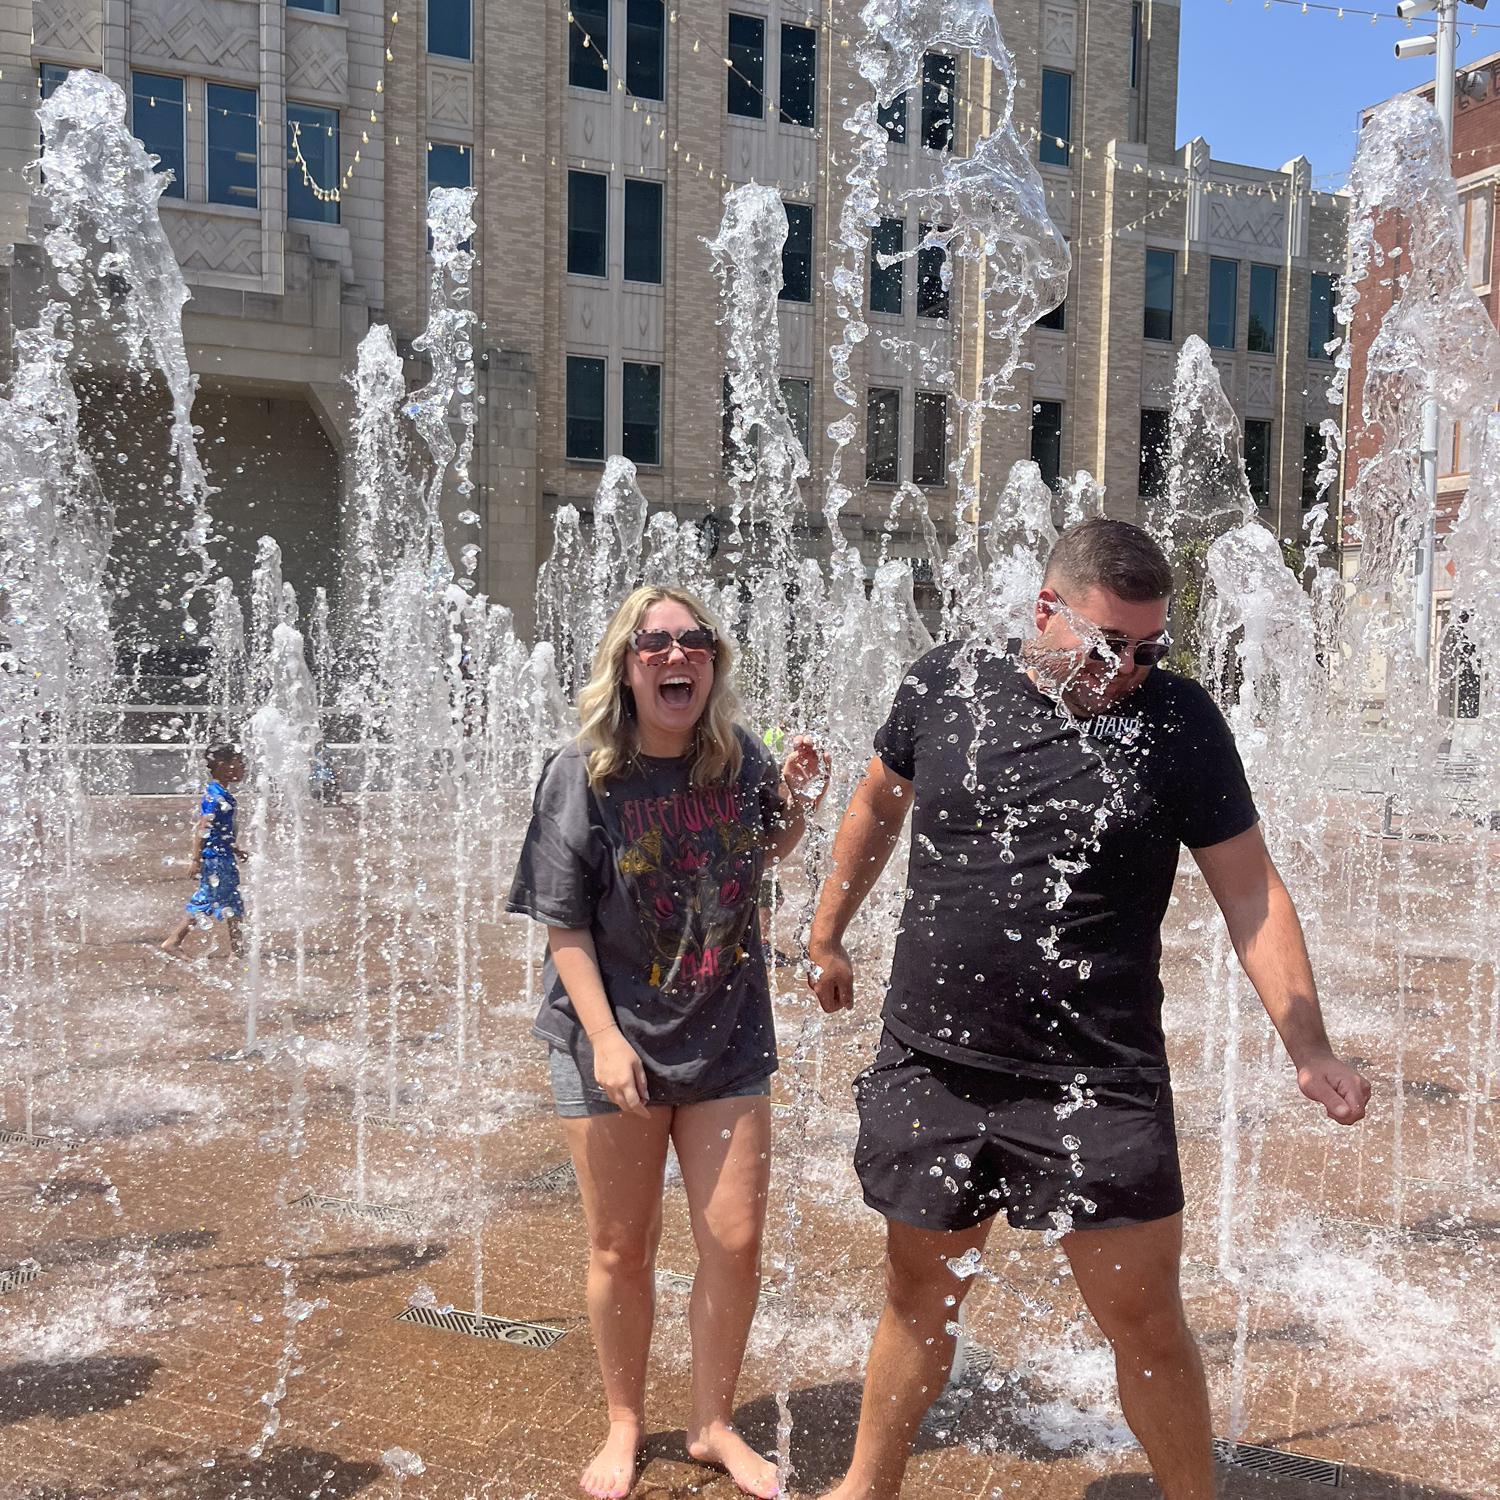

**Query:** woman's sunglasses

left=629, top=626, right=717, bottom=663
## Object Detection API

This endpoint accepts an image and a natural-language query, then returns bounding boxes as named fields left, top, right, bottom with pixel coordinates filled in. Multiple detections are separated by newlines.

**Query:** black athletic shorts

left=853, top=1028, right=1185, bottom=1234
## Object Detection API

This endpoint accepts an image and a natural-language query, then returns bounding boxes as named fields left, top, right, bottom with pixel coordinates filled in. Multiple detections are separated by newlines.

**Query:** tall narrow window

left=866, top=388, right=900, bottom=483
left=131, top=73, right=185, bottom=200
left=427, top=142, right=472, bottom=249
left=623, top=178, right=663, bottom=284
left=779, top=23, right=816, bottom=127
left=1301, top=424, right=1324, bottom=509
left=1463, top=189, right=1492, bottom=287
left=921, top=52, right=955, bottom=152
left=288, top=0, right=338, bottom=13
left=1031, top=400, right=1063, bottom=490
left=917, top=225, right=949, bottom=320
left=1038, top=286, right=1066, bottom=331
left=207, top=84, right=259, bottom=207
left=1244, top=419, right=1272, bottom=507
left=870, top=217, right=904, bottom=315
left=1307, top=271, right=1336, bottom=360
left=569, top=0, right=608, bottom=88
left=1139, top=408, right=1168, bottom=500
left=39, top=63, right=72, bottom=100
left=727, top=14, right=765, bottom=118
left=913, top=391, right=948, bottom=486
left=567, top=170, right=608, bottom=278
left=878, top=91, right=908, bottom=143
left=1207, top=258, right=1238, bottom=350
left=1247, top=264, right=1278, bottom=354
left=1130, top=1, right=1143, bottom=89
left=626, top=0, right=665, bottom=101
left=780, top=377, right=812, bottom=458
left=1144, top=247, right=1174, bottom=342
left=287, top=103, right=339, bottom=223
left=623, top=362, right=662, bottom=466
left=428, top=0, right=471, bottom=62
left=1039, top=69, right=1072, bottom=167
left=567, top=356, right=606, bottom=461
left=781, top=202, right=812, bottom=303
left=723, top=374, right=750, bottom=474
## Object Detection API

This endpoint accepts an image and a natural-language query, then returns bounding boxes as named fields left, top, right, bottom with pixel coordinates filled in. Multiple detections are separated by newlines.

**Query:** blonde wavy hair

left=576, top=585, right=745, bottom=789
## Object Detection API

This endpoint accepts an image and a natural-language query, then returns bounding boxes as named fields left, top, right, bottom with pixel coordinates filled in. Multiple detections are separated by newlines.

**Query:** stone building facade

left=0, top=0, right=1347, bottom=643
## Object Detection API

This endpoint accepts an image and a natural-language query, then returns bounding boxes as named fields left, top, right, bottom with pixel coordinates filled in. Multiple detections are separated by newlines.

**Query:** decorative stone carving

left=428, top=66, right=473, bottom=131
left=1246, top=361, right=1275, bottom=414
left=1031, top=334, right=1067, bottom=397
left=33, top=0, right=102, bottom=57
left=164, top=210, right=262, bottom=280
left=1141, top=348, right=1175, bottom=403
left=288, top=19, right=349, bottom=103
left=1206, top=196, right=1286, bottom=252
left=131, top=0, right=260, bottom=77
left=1041, top=3, right=1077, bottom=65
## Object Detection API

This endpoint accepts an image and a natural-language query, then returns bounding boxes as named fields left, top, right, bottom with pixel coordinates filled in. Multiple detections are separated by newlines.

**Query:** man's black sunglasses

left=629, top=626, right=717, bottom=661
left=1049, top=595, right=1171, bottom=668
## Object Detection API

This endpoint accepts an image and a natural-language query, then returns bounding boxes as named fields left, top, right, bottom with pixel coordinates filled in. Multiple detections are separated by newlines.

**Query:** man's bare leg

left=819, top=1216, right=993, bottom=1500
left=1064, top=1212, right=1214, bottom=1500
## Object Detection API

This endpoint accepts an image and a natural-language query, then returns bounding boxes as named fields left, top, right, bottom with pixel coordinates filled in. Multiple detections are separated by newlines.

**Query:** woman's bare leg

left=563, top=1105, right=675, bottom=1500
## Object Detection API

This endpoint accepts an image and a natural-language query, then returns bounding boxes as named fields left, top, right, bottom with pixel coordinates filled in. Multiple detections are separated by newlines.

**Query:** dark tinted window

left=922, top=52, right=955, bottom=151
left=1139, top=408, right=1168, bottom=500
left=132, top=73, right=185, bottom=200
left=429, top=0, right=471, bottom=62
left=207, top=84, right=259, bottom=207
left=287, top=102, right=339, bottom=223
left=1144, top=247, right=1174, bottom=342
left=917, top=224, right=949, bottom=319
left=1307, top=272, right=1336, bottom=360
left=1244, top=419, right=1272, bottom=507
left=623, top=178, right=663, bottom=284
left=879, top=91, right=908, bottom=143
left=39, top=63, right=72, bottom=99
left=913, top=391, right=948, bottom=486
left=1040, top=69, right=1071, bottom=167
left=626, top=0, right=665, bottom=100
left=866, top=388, right=900, bottom=483
left=567, top=357, right=606, bottom=461
left=568, top=171, right=608, bottom=278
left=570, top=0, right=608, bottom=88
left=1207, top=258, right=1238, bottom=349
left=779, top=23, right=816, bottom=127
left=781, top=202, right=812, bottom=303
left=1031, top=400, right=1063, bottom=489
left=1248, top=264, right=1278, bottom=354
left=727, top=14, right=765, bottom=118
left=780, top=377, right=811, bottom=458
left=870, top=217, right=904, bottom=315
left=623, top=362, right=661, bottom=466
left=1301, top=424, right=1323, bottom=508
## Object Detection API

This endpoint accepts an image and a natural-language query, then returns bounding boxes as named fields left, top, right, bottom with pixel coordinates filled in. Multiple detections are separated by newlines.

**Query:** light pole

left=1394, top=0, right=1464, bottom=678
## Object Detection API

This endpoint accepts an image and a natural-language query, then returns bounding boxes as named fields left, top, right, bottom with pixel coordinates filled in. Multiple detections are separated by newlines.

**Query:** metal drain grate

left=290, top=1190, right=421, bottom=1230
left=0, top=1264, right=43, bottom=1294
left=1214, top=1439, right=1343, bottom=1486
left=655, top=1269, right=781, bottom=1302
left=0, top=1128, right=72, bottom=1151
left=517, top=1160, right=577, bottom=1193
left=395, top=1305, right=567, bottom=1349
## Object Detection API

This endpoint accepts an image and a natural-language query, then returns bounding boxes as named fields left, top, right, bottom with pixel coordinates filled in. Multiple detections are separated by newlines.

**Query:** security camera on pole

left=1393, top=0, right=1485, bottom=679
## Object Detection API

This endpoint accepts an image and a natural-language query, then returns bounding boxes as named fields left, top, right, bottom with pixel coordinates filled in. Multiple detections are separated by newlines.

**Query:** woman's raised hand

left=781, top=735, right=830, bottom=812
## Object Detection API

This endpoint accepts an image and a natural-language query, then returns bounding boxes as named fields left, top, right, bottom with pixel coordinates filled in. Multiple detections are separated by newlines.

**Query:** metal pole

left=1414, top=0, right=1458, bottom=676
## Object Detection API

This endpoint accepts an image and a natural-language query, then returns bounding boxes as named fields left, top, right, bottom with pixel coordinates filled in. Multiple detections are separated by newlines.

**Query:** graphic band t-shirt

left=508, top=727, right=783, bottom=1099
left=200, top=780, right=238, bottom=858
left=874, top=641, right=1258, bottom=1081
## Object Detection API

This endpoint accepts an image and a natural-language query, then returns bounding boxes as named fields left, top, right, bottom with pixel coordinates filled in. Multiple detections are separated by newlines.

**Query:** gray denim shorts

left=547, top=1044, right=772, bottom=1118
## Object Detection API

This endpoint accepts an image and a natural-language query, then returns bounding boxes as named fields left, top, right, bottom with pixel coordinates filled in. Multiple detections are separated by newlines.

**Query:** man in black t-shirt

left=807, top=518, right=1370, bottom=1500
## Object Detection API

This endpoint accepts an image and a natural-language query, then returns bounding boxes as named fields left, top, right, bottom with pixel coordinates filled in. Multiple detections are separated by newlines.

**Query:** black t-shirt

left=873, top=640, right=1258, bottom=1080
left=507, top=727, right=783, bottom=1099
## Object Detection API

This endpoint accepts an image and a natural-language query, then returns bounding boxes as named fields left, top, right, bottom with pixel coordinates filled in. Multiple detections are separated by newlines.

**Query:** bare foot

left=580, top=1418, right=640, bottom=1499
left=687, top=1420, right=780, bottom=1498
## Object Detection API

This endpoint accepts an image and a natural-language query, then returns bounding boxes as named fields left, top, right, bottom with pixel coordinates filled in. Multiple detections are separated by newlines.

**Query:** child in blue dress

left=161, top=742, right=248, bottom=959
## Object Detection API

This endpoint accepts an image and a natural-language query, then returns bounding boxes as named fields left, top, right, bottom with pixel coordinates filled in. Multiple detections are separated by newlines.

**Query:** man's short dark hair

left=205, top=741, right=241, bottom=770
left=1042, top=518, right=1174, bottom=602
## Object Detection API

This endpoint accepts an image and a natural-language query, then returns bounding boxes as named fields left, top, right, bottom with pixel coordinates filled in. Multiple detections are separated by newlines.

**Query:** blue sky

left=1176, top=4, right=1474, bottom=187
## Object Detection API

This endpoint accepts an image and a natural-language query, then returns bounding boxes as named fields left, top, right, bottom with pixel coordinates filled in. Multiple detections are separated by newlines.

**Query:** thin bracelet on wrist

left=586, top=1022, right=620, bottom=1040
